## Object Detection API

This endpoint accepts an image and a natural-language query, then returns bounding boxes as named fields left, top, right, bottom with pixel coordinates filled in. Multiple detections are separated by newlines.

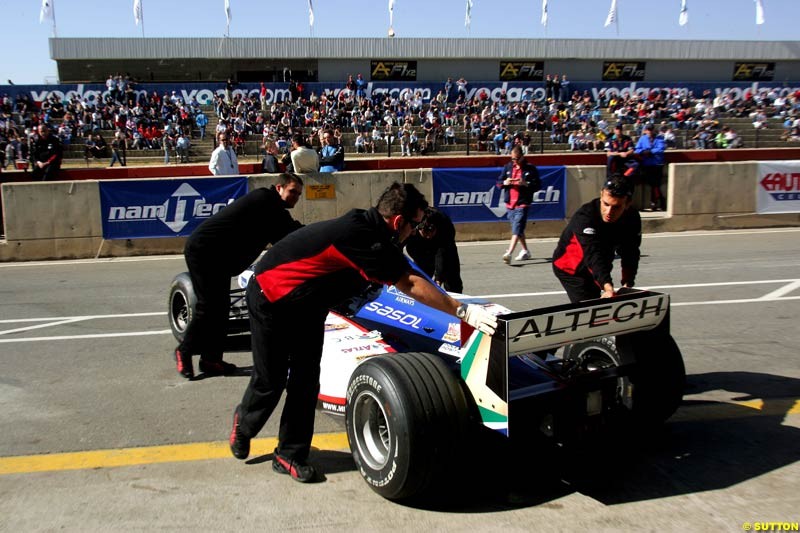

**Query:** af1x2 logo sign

left=370, top=60, right=417, bottom=81
left=500, top=61, right=544, bottom=81
left=602, top=62, right=646, bottom=82
left=733, top=62, right=775, bottom=81
left=98, top=177, right=248, bottom=239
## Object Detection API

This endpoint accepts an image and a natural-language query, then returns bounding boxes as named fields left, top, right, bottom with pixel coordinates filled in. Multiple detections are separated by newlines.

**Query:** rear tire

left=345, top=352, right=473, bottom=501
left=168, top=272, right=196, bottom=344
left=564, top=334, right=685, bottom=427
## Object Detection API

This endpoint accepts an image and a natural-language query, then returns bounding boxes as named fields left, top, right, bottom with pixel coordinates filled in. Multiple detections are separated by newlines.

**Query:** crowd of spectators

left=3, top=74, right=800, bottom=172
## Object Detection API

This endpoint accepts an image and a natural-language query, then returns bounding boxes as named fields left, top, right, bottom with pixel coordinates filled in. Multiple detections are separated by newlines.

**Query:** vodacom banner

left=757, top=161, right=800, bottom=214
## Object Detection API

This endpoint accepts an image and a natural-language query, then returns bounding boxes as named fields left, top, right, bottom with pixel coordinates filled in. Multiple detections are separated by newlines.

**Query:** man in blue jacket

left=634, top=124, right=667, bottom=211
left=319, top=129, right=344, bottom=172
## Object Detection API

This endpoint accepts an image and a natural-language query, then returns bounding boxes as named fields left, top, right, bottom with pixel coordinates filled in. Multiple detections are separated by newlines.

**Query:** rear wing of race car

left=459, top=290, right=671, bottom=435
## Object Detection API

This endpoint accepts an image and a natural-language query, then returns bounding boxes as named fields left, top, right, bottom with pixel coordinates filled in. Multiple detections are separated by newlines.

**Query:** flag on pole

left=679, top=0, right=688, bottom=26
left=541, top=0, right=548, bottom=27
left=604, top=0, right=617, bottom=27
left=755, top=0, right=765, bottom=25
left=39, top=0, right=54, bottom=24
left=465, top=0, right=473, bottom=28
left=224, top=0, right=231, bottom=35
left=389, top=0, right=395, bottom=28
left=308, top=0, right=314, bottom=28
left=133, top=0, right=143, bottom=26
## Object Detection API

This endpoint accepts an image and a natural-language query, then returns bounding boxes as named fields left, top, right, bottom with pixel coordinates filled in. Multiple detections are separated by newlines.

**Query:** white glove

left=462, top=304, right=497, bottom=336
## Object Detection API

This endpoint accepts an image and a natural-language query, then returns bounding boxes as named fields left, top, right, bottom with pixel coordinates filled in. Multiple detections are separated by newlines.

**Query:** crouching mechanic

left=552, top=175, right=641, bottom=303
left=404, top=207, right=464, bottom=293
left=229, top=182, right=497, bottom=482
left=174, top=173, right=304, bottom=379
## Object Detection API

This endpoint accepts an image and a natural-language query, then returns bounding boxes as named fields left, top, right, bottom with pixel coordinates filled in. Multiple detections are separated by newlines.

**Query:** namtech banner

left=99, top=177, right=248, bottom=239
left=432, top=166, right=566, bottom=223
left=757, top=161, right=800, bottom=214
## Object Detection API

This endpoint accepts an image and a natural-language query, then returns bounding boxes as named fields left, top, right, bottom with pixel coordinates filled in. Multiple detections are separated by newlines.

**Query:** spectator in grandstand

left=84, top=133, right=108, bottom=163
left=497, top=145, right=541, bottom=264
left=195, top=110, right=209, bottom=141
left=176, top=133, right=191, bottom=163
left=286, top=133, right=319, bottom=174
left=319, top=129, right=345, bottom=172
left=109, top=134, right=126, bottom=167
left=635, top=125, right=667, bottom=211
left=444, top=124, right=456, bottom=145
left=444, top=77, right=454, bottom=102
left=400, top=126, right=412, bottom=156
left=606, top=124, right=638, bottom=178
left=262, top=139, right=280, bottom=173
left=30, top=123, right=62, bottom=181
left=456, top=77, right=468, bottom=100
left=355, top=74, right=368, bottom=102
left=560, top=74, right=571, bottom=103
left=208, top=133, right=239, bottom=176
left=691, top=127, right=711, bottom=150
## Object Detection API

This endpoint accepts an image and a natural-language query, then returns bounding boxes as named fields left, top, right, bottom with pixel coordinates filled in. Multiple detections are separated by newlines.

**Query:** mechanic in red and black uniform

left=552, top=175, right=641, bottom=303
left=229, top=182, right=497, bottom=482
left=174, top=173, right=304, bottom=379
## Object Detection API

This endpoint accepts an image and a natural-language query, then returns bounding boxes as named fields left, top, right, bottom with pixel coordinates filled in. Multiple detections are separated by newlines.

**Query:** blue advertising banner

left=3, top=80, right=799, bottom=107
left=432, top=166, right=566, bottom=224
left=99, top=177, right=248, bottom=239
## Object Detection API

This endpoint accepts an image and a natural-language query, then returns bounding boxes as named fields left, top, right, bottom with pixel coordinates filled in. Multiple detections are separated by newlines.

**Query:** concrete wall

left=1, top=163, right=798, bottom=262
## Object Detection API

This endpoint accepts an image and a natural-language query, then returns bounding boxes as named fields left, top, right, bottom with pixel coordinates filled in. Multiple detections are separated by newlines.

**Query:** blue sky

left=2, top=0, right=795, bottom=84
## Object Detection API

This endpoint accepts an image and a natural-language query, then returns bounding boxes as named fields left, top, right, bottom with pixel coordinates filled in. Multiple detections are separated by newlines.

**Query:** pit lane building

left=49, top=37, right=800, bottom=84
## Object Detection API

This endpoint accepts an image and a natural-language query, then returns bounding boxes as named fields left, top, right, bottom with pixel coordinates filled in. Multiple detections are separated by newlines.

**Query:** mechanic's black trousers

left=178, top=253, right=231, bottom=362
left=553, top=264, right=601, bottom=303
left=237, top=283, right=327, bottom=462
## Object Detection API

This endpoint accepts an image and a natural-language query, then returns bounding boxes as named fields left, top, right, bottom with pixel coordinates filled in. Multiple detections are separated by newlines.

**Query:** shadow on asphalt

left=390, top=371, right=800, bottom=512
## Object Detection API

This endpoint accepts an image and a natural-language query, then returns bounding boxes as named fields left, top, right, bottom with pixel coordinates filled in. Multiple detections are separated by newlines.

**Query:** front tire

left=168, top=272, right=196, bottom=343
left=345, top=352, right=472, bottom=501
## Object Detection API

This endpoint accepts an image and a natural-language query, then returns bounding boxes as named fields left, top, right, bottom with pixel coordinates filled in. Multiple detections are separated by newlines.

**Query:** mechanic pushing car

left=552, top=174, right=642, bottom=302
left=229, top=182, right=497, bottom=482
left=174, top=173, right=304, bottom=379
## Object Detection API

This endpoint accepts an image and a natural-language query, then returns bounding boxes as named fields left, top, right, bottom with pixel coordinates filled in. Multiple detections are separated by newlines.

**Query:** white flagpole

left=755, top=0, right=765, bottom=25
left=224, top=0, right=231, bottom=37
left=679, top=0, right=688, bottom=27
left=541, top=0, right=548, bottom=35
left=308, top=0, right=314, bottom=36
left=388, top=0, right=395, bottom=37
left=134, top=0, right=145, bottom=37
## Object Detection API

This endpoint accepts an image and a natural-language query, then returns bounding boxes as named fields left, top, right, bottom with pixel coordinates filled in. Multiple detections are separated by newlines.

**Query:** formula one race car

left=168, top=266, right=685, bottom=501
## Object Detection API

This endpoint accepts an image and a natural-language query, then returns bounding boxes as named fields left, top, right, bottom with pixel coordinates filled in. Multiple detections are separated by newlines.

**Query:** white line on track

left=0, top=278, right=797, bottom=344
left=0, top=330, right=172, bottom=344
left=0, top=312, right=164, bottom=325
left=474, top=278, right=800, bottom=299
left=457, top=227, right=800, bottom=247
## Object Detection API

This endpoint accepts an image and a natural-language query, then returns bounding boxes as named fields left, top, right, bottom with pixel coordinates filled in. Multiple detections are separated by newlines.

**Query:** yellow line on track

left=1, top=399, right=798, bottom=477
left=0, top=432, right=350, bottom=476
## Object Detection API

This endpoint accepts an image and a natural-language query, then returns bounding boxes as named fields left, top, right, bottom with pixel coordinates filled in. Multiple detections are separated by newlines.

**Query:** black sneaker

left=229, top=407, right=250, bottom=460
left=174, top=348, right=193, bottom=379
left=199, top=359, right=237, bottom=376
left=272, top=453, right=316, bottom=483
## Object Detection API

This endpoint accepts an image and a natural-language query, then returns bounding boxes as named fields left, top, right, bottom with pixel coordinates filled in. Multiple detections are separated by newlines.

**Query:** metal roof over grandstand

left=51, top=37, right=800, bottom=61
left=49, top=37, right=800, bottom=83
